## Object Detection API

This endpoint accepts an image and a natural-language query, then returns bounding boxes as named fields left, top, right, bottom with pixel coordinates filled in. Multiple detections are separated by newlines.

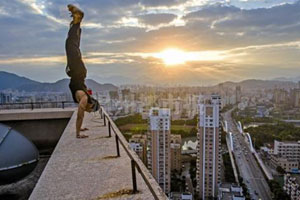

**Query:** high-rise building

left=235, top=86, right=241, bottom=104
left=291, top=89, right=300, bottom=108
left=196, top=95, right=221, bottom=199
left=170, top=134, right=182, bottom=172
left=274, top=88, right=288, bottom=105
left=0, top=92, right=12, bottom=104
left=147, top=107, right=171, bottom=194
left=129, top=134, right=147, bottom=165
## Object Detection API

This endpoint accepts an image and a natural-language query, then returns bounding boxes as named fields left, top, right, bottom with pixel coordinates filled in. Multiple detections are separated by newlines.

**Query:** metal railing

left=1, top=102, right=168, bottom=199
left=99, top=107, right=168, bottom=200
left=0, top=101, right=76, bottom=110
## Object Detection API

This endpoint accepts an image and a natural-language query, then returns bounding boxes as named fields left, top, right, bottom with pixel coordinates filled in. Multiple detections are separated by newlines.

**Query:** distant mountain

left=85, top=79, right=118, bottom=92
left=0, top=71, right=39, bottom=90
left=271, top=76, right=300, bottom=83
left=90, top=75, right=137, bottom=86
left=0, top=71, right=118, bottom=92
left=219, top=79, right=298, bottom=90
left=1, top=71, right=299, bottom=92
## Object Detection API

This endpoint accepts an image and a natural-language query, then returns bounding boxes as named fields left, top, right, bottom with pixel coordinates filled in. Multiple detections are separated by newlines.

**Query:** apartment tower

left=235, top=85, right=241, bottom=103
left=196, top=95, right=221, bottom=199
left=170, top=134, right=182, bottom=172
left=147, top=107, right=171, bottom=194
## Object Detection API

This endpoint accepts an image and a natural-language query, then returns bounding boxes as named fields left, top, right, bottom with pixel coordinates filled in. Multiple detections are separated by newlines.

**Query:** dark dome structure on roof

left=0, top=123, right=39, bottom=185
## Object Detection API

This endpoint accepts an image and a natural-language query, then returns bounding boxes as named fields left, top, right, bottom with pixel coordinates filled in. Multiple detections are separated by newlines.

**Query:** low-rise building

left=218, top=183, right=245, bottom=200
left=129, top=142, right=143, bottom=159
left=260, top=146, right=273, bottom=157
left=129, top=134, right=147, bottom=165
left=170, top=192, right=193, bottom=200
left=271, top=140, right=300, bottom=173
left=270, top=154, right=299, bottom=173
left=283, top=174, right=300, bottom=200
left=181, top=192, right=193, bottom=200
left=274, top=140, right=300, bottom=161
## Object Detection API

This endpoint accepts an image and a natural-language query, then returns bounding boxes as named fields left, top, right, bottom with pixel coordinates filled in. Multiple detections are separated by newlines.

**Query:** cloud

left=1, top=0, right=300, bottom=85
left=184, top=4, right=240, bottom=21
left=214, top=3, right=300, bottom=31
left=136, top=13, right=177, bottom=26
left=140, top=0, right=182, bottom=7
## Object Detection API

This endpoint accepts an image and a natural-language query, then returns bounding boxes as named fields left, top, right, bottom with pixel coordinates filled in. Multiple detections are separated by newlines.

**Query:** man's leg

left=75, top=90, right=89, bottom=138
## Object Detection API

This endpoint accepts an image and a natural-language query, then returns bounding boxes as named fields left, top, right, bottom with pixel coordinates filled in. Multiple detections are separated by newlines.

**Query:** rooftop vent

left=0, top=123, right=39, bottom=185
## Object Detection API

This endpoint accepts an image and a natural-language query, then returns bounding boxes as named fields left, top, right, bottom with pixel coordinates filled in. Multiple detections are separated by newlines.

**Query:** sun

left=151, top=48, right=227, bottom=66
left=156, top=48, right=186, bottom=66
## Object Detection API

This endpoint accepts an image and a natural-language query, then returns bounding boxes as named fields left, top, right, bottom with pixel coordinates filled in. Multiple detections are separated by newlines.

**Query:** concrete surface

left=0, top=109, right=74, bottom=151
left=2, top=119, right=70, bottom=151
left=29, top=111, right=154, bottom=200
left=0, top=108, right=74, bottom=121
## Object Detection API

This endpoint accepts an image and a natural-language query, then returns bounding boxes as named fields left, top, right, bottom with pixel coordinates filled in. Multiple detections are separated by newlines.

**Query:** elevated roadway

left=223, top=109, right=272, bottom=200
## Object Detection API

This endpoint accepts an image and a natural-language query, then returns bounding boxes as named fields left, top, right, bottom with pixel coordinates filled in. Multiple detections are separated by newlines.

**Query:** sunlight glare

left=157, top=48, right=186, bottom=65
left=153, top=48, right=226, bottom=66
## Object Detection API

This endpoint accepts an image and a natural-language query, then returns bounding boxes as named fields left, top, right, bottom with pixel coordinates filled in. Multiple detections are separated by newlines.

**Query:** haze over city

left=1, top=0, right=300, bottom=85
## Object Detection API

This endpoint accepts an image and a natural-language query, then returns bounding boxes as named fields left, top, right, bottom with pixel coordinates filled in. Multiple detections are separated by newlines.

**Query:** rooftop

left=286, top=174, right=300, bottom=184
left=0, top=108, right=167, bottom=200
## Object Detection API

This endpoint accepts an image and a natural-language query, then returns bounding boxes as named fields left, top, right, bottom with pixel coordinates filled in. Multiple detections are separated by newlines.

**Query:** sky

left=1, top=0, right=300, bottom=86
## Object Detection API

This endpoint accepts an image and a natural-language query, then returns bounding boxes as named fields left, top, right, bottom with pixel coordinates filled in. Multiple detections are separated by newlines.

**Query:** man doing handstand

left=65, top=4, right=99, bottom=138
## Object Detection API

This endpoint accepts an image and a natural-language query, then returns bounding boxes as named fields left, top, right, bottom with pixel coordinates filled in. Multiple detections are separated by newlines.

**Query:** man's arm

left=76, top=91, right=88, bottom=137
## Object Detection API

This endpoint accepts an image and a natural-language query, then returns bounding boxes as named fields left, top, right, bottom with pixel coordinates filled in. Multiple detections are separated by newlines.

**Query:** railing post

left=131, top=160, right=137, bottom=193
left=115, top=135, right=120, bottom=157
left=103, top=115, right=106, bottom=126
left=108, top=121, right=111, bottom=137
left=99, top=108, right=103, bottom=119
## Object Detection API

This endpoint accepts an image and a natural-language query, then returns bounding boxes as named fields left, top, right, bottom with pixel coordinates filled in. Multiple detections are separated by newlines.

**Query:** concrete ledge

left=29, top=111, right=155, bottom=200
left=0, top=108, right=75, bottom=121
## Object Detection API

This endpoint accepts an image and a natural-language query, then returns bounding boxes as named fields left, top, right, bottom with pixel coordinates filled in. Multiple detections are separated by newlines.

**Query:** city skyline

left=2, top=74, right=300, bottom=199
left=1, top=0, right=300, bottom=85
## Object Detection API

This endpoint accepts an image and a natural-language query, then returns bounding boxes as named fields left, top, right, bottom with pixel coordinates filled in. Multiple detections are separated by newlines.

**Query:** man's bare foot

left=80, top=127, right=89, bottom=131
left=68, top=4, right=81, bottom=13
left=67, top=4, right=84, bottom=22
left=76, top=134, right=88, bottom=139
